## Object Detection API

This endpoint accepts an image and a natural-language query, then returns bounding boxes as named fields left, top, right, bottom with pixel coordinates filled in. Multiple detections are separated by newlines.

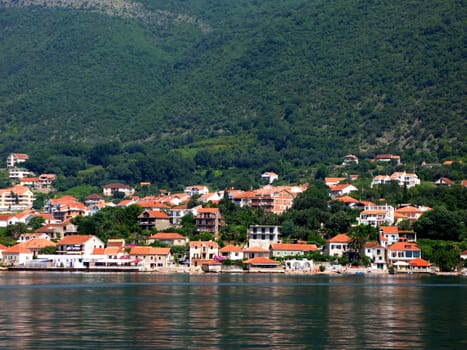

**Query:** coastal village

left=0, top=152, right=466, bottom=275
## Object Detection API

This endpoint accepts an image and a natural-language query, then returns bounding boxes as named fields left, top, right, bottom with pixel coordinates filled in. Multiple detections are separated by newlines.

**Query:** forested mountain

left=0, top=0, right=465, bottom=189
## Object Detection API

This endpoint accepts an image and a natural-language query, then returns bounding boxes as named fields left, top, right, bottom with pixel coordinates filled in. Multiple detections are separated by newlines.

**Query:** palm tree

left=348, top=226, right=369, bottom=263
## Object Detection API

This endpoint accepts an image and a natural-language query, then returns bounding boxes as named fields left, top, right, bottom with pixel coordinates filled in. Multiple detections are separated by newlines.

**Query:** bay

left=0, top=272, right=465, bottom=349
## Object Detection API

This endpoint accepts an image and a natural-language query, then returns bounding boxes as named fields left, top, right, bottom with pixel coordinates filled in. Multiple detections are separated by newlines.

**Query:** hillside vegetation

left=0, top=0, right=465, bottom=189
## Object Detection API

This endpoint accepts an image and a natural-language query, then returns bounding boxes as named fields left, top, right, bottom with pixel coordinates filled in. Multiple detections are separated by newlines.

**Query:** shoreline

left=3, top=266, right=465, bottom=276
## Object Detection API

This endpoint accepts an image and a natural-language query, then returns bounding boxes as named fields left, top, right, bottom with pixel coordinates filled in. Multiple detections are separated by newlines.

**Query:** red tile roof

left=388, top=242, right=420, bottom=251
left=3, top=244, right=32, bottom=254
left=130, top=246, right=171, bottom=255
left=271, top=243, right=318, bottom=251
left=409, top=258, right=430, bottom=267
left=364, top=242, right=383, bottom=249
left=380, top=226, right=399, bottom=234
left=21, top=238, right=56, bottom=249
left=243, top=246, right=269, bottom=253
left=244, top=257, right=279, bottom=265
left=189, top=241, right=219, bottom=248
left=198, top=207, right=220, bottom=213
left=334, top=195, right=359, bottom=203
left=150, top=232, right=186, bottom=240
left=58, top=235, right=94, bottom=245
left=219, top=245, right=243, bottom=253
left=327, top=234, right=350, bottom=243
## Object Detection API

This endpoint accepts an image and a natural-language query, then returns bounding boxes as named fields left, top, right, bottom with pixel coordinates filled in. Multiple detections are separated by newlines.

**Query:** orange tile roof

left=150, top=232, right=186, bottom=240
left=58, top=235, right=94, bottom=245
left=388, top=242, right=420, bottom=251
left=198, top=207, right=220, bottom=213
left=21, top=238, right=56, bottom=249
left=0, top=243, right=7, bottom=250
left=141, top=210, right=170, bottom=219
left=327, top=234, right=350, bottom=243
left=409, top=258, right=430, bottom=267
left=103, top=183, right=130, bottom=189
left=364, top=242, right=383, bottom=249
left=334, top=196, right=359, bottom=203
left=330, top=184, right=355, bottom=191
left=201, top=260, right=222, bottom=265
left=271, top=243, right=318, bottom=251
left=244, top=257, right=279, bottom=265
left=361, top=210, right=389, bottom=215
left=129, top=246, right=171, bottom=255
left=243, top=246, right=269, bottom=253
left=0, top=185, right=31, bottom=195
left=12, top=153, right=29, bottom=159
left=3, top=244, right=32, bottom=254
left=189, top=241, right=219, bottom=248
left=380, top=226, right=399, bottom=234
left=219, top=245, right=243, bottom=253
left=93, top=247, right=105, bottom=255
left=325, top=177, right=347, bottom=183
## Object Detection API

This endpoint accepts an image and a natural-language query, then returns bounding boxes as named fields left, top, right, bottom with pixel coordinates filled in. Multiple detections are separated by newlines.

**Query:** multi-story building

left=189, top=241, right=219, bottom=266
left=195, top=207, right=223, bottom=236
left=0, top=185, right=34, bottom=211
left=56, top=235, right=105, bottom=255
left=247, top=225, right=281, bottom=250
left=363, top=242, right=387, bottom=270
left=6, top=153, right=29, bottom=168
left=324, top=234, right=350, bottom=257
left=357, top=204, right=395, bottom=227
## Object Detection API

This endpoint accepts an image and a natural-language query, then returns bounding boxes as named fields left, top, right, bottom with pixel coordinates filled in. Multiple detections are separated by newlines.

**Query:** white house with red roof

left=6, top=153, right=29, bottom=168
left=2, top=244, right=33, bottom=266
left=357, top=204, right=394, bottom=227
left=435, top=177, right=456, bottom=187
left=184, top=185, right=209, bottom=196
left=394, top=205, right=431, bottom=224
left=148, top=232, right=188, bottom=246
left=0, top=185, right=34, bottom=210
left=219, top=245, right=244, bottom=261
left=2, top=238, right=56, bottom=266
left=342, top=154, right=359, bottom=165
left=387, top=241, right=422, bottom=270
left=189, top=241, right=219, bottom=266
left=324, top=233, right=350, bottom=257
left=138, top=210, right=171, bottom=231
left=270, top=243, right=318, bottom=258
left=374, top=154, right=401, bottom=164
left=56, top=235, right=104, bottom=255
left=103, top=183, right=135, bottom=198
left=370, top=175, right=392, bottom=187
left=129, top=246, right=173, bottom=269
left=363, top=242, right=387, bottom=271
left=198, top=192, right=223, bottom=204
left=243, top=246, right=270, bottom=259
left=390, top=171, right=420, bottom=188
left=44, top=195, right=88, bottom=222
left=329, top=184, right=358, bottom=199
left=261, top=171, right=279, bottom=183
left=325, top=177, right=347, bottom=187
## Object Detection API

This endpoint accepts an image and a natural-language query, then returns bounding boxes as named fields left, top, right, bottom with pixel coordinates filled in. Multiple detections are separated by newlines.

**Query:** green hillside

left=0, top=0, right=465, bottom=189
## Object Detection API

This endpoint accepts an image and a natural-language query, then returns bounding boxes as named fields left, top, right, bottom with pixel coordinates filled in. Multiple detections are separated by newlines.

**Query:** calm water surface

left=0, top=272, right=465, bottom=349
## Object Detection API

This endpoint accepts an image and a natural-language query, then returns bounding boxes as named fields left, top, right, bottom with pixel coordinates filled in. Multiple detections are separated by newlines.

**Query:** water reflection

left=0, top=272, right=465, bottom=349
